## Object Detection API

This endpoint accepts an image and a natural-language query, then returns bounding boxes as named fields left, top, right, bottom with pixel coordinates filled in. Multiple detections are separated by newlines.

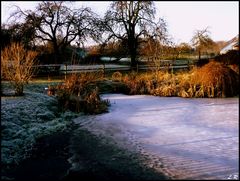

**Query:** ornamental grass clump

left=121, top=72, right=150, bottom=95
left=150, top=71, right=178, bottom=96
left=56, top=72, right=109, bottom=114
left=83, top=87, right=110, bottom=114
left=190, top=61, right=239, bottom=97
left=175, top=72, right=192, bottom=98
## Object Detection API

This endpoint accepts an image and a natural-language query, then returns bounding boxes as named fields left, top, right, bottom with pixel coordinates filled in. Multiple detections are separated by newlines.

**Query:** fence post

left=103, top=63, right=105, bottom=77
left=65, top=64, right=67, bottom=80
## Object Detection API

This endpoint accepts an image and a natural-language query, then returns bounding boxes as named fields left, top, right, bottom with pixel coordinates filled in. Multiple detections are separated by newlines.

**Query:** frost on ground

left=1, top=82, right=79, bottom=168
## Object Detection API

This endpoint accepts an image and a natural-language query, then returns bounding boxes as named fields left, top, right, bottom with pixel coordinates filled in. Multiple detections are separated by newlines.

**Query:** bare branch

left=102, top=1, right=168, bottom=69
left=1, top=42, right=38, bottom=95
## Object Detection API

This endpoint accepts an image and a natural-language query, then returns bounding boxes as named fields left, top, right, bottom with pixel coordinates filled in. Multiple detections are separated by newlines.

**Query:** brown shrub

left=83, top=87, right=110, bottom=114
left=191, top=61, right=239, bottom=97
left=1, top=42, right=38, bottom=96
left=55, top=72, right=109, bottom=114
left=121, top=72, right=151, bottom=95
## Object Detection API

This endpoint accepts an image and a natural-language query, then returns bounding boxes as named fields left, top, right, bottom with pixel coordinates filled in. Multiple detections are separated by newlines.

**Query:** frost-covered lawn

left=1, top=81, right=79, bottom=167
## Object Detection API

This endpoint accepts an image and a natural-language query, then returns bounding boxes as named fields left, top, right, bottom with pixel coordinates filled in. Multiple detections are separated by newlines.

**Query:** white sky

left=1, top=1, right=239, bottom=44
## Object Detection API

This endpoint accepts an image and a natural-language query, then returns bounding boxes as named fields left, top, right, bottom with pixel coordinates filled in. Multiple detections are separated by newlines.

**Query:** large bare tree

left=191, top=27, right=215, bottom=60
left=11, top=1, right=100, bottom=63
left=102, top=1, right=168, bottom=70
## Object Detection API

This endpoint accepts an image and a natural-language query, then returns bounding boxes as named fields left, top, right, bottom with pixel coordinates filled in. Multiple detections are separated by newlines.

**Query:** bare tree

left=1, top=42, right=38, bottom=96
left=10, top=1, right=100, bottom=63
left=102, top=1, right=168, bottom=70
left=191, top=27, right=215, bottom=59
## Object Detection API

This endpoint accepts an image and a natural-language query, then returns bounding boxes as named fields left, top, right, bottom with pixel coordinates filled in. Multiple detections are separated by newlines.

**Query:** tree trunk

left=129, top=39, right=138, bottom=71
left=130, top=51, right=137, bottom=71
left=53, top=41, right=60, bottom=64
left=198, top=49, right=201, bottom=60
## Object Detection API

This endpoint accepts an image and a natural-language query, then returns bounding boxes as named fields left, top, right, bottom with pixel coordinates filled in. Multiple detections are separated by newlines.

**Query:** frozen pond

left=74, top=94, right=239, bottom=180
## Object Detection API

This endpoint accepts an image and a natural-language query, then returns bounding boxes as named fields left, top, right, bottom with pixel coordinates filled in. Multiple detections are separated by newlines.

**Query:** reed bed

left=55, top=72, right=109, bottom=114
left=115, top=61, right=238, bottom=98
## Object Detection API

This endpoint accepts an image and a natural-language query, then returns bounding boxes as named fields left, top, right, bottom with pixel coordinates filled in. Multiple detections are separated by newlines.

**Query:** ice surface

left=74, top=94, right=239, bottom=180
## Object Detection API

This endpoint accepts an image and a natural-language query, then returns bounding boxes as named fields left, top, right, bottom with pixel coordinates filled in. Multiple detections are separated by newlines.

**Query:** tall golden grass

left=116, top=61, right=238, bottom=98
left=190, top=61, right=239, bottom=97
left=55, top=72, right=109, bottom=114
left=51, top=61, right=238, bottom=114
left=111, top=71, right=123, bottom=82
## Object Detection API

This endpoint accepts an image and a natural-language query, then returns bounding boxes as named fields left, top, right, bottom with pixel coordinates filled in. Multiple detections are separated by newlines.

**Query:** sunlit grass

left=55, top=72, right=110, bottom=114
left=115, top=61, right=239, bottom=98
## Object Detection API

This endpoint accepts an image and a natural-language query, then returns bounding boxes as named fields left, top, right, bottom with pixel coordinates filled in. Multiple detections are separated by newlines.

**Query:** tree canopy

left=101, top=1, right=168, bottom=69
left=10, top=1, right=100, bottom=63
left=191, top=27, right=215, bottom=59
left=4, top=1, right=171, bottom=65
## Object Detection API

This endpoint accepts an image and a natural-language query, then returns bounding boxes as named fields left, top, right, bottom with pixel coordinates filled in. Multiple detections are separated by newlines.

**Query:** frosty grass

left=1, top=82, right=79, bottom=166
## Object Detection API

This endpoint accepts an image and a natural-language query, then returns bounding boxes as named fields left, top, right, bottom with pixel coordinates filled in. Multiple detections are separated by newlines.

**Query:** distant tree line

left=1, top=1, right=230, bottom=68
left=1, top=1, right=237, bottom=96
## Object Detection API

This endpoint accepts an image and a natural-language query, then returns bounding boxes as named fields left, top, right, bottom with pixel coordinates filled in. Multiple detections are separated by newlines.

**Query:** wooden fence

left=33, top=60, right=195, bottom=77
